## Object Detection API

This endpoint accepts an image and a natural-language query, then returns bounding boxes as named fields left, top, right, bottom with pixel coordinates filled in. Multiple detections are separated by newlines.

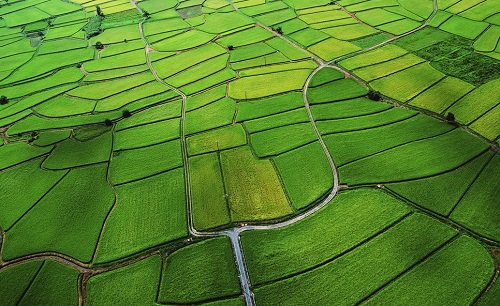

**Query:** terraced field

left=0, top=0, right=499, bottom=305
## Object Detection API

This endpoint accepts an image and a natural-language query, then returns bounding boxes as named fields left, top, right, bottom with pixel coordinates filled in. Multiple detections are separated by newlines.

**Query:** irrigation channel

left=127, top=0, right=449, bottom=305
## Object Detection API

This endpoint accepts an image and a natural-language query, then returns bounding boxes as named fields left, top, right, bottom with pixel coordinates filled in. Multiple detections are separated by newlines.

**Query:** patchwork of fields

left=0, top=0, right=499, bottom=305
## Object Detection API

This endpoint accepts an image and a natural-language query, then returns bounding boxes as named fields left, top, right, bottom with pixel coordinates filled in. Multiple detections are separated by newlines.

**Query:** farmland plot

left=0, top=0, right=498, bottom=304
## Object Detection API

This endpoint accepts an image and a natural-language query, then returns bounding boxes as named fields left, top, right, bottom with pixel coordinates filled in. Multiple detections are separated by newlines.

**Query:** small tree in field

left=0, top=95, right=8, bottom=105
left=228, top=45, right=234, bottom=51
left=95, top=41, right=104, bottom=50
left=276, top=27, right=283, bottom=35
left=96, top=5, right=104, bottom=17
left=445, top=112, right=455, bottom=123
left=104, top=119, right=113, bottom=126
left=122, top=110, right=132, bottom=118
left=367, top=90, right=382, bottom=101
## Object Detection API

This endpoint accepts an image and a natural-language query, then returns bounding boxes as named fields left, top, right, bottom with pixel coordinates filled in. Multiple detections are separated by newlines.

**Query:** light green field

left=440, top=15, right=489, bottom=39
left=152, top=30, right=216, bottom=51
left=220, top=146, right=293, bottom=221
left=244, top=108, right=309, bottom=133
left=409, top=76, right=475, bottom=114
left=187, top=124, right=247, bottom=156
left=0, top=260, right=44, bottom=306
left=185, top=98, right=236, bottom=135
left=189, top=153, right=230, bottom=230
left=451, top=155, right=500, bottom=241
left=228, top=69, right=312, bottom=99
left=0, top=159, right=67, bottom=229
left=324, top=114, right=454, bottom=166
left=370, top=62, right=445, bottom=102
left=0, top=142, right=52, bottom=171
left=254, top=214, right=460, bottom=305
left=339, top=44, right=408, bottom=70
left=14, top=260, right=79, bottom=306
left=310, top=98, right=392, bottom=120
left=114, top=118, right=180, bottom=150
left=362, top=235, right=494, bottom=306
left=308, top=78, right=369, bottom=103
left=448, top=78, right=500, bottom=124
left=308, top=37, right=361, bottom=61
left=235, top=92, right=304, bottom=121
left=322, top=23, right=379, bottom=40
left=186, top=84, right=226, bottom=111
left=250, top=123, right=317, bottom=157
left=353, top=54, right=425, bottom=81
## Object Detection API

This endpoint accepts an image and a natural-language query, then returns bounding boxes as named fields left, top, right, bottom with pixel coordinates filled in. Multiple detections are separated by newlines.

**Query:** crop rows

left=0, top=0, right=498, bottom=305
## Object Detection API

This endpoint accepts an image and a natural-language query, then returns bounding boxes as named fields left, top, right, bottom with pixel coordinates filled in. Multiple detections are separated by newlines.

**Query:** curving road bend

left=130, top=0, right=440, bottom=305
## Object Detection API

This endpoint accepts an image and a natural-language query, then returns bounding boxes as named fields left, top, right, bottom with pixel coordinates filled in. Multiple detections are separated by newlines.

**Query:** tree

left=445, top=112, right=455, bottom=122
left=95, top=41, right=104, bottom=50
left=0, top=95, right=8, bottom=105
left=142, top=10, right=150, bottom=18
left=96, top=5, right=104, bottom=17
left=276, top=27, right=283, bottom=35
left=122, top=110, right=132, bottom=118
left=228, top=45, right=234, bottom=51
left=367, top=90, right=382, bottom=101
left=104, top=119, right=113, bottom=126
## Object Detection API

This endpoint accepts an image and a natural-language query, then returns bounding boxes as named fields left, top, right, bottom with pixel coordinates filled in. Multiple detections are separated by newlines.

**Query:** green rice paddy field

left=0, top=0, right=499, bottom=305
